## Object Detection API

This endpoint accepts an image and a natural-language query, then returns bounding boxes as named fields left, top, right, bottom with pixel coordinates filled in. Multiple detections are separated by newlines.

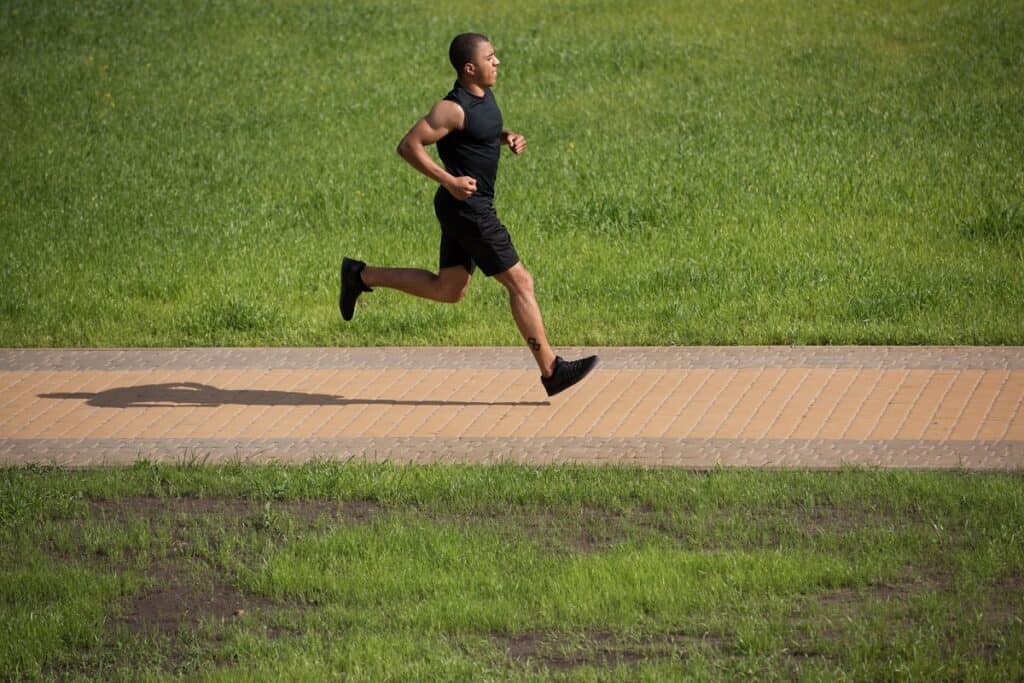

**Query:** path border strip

left=3, top=437, right=1021, bottom=470
left=3, top=347, right=1024, bottom=371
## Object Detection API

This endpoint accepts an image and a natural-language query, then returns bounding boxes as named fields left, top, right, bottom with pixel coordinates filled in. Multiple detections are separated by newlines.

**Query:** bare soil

left=114, top=558, right=273, bottom=637
left=88, top=495, right=383, bottom=526
left=492, top=629, right=726, bottom=671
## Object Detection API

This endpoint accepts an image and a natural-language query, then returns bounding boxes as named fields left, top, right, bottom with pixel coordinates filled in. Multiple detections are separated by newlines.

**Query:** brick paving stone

left=0, top=347, right=1021, bottom=469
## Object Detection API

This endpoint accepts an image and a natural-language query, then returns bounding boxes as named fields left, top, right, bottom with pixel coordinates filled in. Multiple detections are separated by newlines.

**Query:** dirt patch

left=636, top=504, right=919, bottom=553
left=788, top=570, right=953, bottom=646
left=493, top=629, right=725, bottom=671
left=974, top=576, right=1024, bottom=661
left=808, top=568, right=952, bottom=612
left=981, top=574, right=1023, bottom=627
left=87, top=497, right=639, bottom=552
left=788, top=568, right=1024, bottom=663
left=88, top=496, right=382, bottom=526
left=436, top=506, right=650, bottom=554
left=114, top=557, right=274, bottom=637
left=799, top=504, right=914, bottom=536
left=77, top=497, right=351, bottom=642
left=90, top=496, right=259, bottom=521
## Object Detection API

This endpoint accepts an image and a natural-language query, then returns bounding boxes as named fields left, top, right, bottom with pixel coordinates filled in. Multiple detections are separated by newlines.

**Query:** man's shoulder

left=427, top=98, right=465, bottom=131
left=433, top=97, right=464, bottom=115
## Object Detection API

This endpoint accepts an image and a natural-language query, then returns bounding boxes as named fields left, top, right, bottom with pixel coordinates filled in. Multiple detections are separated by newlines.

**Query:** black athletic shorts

left=434, top=189, right=519, bottom=277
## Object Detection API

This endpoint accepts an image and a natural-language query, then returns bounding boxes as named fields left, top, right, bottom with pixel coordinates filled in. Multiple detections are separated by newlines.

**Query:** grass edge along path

left=2, top=462, right=1022, bottom=681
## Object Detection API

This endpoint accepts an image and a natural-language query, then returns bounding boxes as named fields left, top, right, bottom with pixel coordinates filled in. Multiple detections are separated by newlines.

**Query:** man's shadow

left=39, top=382, right=549, bottom=408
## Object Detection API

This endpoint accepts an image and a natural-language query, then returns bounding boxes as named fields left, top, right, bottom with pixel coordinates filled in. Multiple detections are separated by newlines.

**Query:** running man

left=339, top=33, right=597, bottom=397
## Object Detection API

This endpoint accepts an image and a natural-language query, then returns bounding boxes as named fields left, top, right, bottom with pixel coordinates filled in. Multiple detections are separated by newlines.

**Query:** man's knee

left=499, top=263, right=534, bottom=296
left=438, top=269, right=470, bottom=303
left=440, top=284, right=467, bottom=303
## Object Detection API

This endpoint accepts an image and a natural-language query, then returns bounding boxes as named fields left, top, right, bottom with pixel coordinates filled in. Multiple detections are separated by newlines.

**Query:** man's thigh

left=446, top=211, right=520, bottom=277
left=439, top=229, right=476, bottom=274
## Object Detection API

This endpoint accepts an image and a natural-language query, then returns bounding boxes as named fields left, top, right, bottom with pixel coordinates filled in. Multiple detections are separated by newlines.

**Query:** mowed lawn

left=2, top=0, right=1022, bottom=347
left=2, top=463, right=1023, bottom=681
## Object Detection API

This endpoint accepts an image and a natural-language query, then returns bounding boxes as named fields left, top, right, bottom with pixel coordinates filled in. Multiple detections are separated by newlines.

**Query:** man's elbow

left=396, top=137, right=413, bottom=158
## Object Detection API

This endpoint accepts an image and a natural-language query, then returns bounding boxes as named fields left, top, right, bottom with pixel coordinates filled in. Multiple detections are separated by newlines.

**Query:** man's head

left=449, top=33, right=499, bottom=87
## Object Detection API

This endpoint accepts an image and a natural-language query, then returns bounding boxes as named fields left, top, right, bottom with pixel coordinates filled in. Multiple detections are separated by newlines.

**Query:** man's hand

left=445, top=176, right=477, bottom=200
left=503, top=131, right=527, bottom=155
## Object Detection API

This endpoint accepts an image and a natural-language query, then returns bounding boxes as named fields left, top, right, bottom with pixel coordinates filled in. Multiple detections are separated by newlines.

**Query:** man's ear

left=463, top=62, right=476, bottom=78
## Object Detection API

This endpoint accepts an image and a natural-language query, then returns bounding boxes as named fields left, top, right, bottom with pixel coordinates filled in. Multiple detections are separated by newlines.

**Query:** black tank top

left=436, top=81, right=503, bottom=209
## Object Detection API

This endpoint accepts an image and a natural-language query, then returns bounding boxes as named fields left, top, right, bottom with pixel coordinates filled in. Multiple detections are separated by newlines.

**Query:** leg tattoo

left=527, top=337, right=541, bottom=352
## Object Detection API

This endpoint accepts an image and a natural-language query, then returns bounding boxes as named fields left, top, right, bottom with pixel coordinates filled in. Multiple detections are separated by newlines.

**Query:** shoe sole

left=339, top=259, right=354, bottom=321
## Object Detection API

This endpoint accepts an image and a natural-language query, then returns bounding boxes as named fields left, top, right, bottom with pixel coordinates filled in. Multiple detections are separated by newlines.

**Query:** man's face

left=468, top=41, right=500, bottom=86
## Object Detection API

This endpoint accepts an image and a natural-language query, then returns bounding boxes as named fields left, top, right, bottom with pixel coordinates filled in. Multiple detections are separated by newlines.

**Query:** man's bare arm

left=397, top=100, right=477, bottom=200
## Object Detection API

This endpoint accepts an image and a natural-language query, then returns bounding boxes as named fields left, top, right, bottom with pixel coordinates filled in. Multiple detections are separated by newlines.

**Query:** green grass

left=2, top=0, right=1023, bottom=347
left=2, top=462, right=1022, bottom=680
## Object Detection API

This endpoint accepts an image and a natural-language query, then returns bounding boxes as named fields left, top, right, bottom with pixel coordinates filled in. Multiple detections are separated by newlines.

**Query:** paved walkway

left=1, top=347, right=1022, bottom=469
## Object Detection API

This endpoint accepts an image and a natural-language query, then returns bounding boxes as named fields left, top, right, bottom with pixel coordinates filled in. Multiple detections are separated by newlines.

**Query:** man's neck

left=457, top=77, right=486, bottom=98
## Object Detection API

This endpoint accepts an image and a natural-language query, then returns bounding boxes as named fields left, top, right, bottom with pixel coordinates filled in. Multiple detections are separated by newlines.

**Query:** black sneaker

left=541, top=355, right=599, bottom=397
left=339, top=257, right=372, bottom=321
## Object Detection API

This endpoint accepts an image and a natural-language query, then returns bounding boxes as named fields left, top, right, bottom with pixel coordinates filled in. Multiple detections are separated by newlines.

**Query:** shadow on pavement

left=40, top=382, right=549, bottom=408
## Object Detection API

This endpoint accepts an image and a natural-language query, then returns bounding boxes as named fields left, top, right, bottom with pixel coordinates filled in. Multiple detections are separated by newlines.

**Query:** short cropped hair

left=449, top=33, right=489, bottom=74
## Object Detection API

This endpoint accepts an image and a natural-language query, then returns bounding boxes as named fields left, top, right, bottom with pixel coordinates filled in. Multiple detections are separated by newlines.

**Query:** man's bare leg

left=362, top=265, right=471, bottom=304
left=494, top=262, right=557, bottom=377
